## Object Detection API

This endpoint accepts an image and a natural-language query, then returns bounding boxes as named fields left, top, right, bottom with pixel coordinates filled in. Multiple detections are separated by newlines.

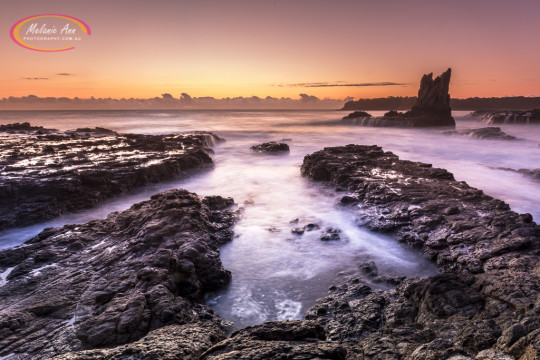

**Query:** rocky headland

left=0, top=189, right=236, bottom=359
left=342, top=69, right=456, bottom=128
left=471, top=110, right=540, bottom=125
left=0, top=124, right=221, bottom=231
left=443, top=127, right=518, bottom=140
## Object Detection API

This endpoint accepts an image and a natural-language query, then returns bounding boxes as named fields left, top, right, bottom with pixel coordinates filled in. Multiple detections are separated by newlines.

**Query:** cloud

left=56, top=73, right=74, bottom=76
left=22, top=77, right=49, bottom=80
left=278, top=81, right=408, bottom=87
left=299, top=93, right=319, bottom=102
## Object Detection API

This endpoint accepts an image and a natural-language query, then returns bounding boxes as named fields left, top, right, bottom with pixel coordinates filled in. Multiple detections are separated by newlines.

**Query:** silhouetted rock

left=443, top=127, right=518, bottom=140
left=342, top=69, right=456, bottom=127
left=250, top=141, right=290, bottom=153
left=0, top=127, right=221, bottom=230
left=472, top=109, right=540, bottom=124
left=0, top=189, right=236, bottom=359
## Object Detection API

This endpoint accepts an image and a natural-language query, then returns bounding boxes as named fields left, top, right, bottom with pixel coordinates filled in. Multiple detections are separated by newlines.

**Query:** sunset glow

left=2, top=0, right=540, bottom=100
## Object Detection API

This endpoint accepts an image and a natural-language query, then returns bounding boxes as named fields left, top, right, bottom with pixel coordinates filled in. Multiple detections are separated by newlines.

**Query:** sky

left=2, top=0, right=540, bottom=100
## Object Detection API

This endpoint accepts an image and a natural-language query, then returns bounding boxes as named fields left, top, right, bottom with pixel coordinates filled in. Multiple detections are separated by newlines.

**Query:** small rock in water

left=358, top=261, right=378, bottom=277
left=305, top=223, right=320, bottom=231
left=250, top=141, right=290, bottom=153
left=320, top=227, right=341, bottom=241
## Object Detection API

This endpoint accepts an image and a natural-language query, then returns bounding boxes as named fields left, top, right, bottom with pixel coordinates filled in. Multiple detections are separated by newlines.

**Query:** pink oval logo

left=10, top=14, right=91, bottom=52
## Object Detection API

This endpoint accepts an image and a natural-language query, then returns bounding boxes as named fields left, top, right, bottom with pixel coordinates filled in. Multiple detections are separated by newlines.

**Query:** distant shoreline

left=341, top=96, right=540, bottom=111
left=0, top=96, right=539, bottom=111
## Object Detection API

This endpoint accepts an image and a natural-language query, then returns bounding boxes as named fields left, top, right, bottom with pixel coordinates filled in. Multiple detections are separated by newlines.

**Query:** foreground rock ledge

left=301, top=145, right=539, bottom=359
left=0, top=189, right=235, bottom=359
left=0, top=125, right=221, bottom=231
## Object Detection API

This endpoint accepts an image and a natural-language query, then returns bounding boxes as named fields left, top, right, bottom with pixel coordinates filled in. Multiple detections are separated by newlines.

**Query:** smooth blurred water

left=1, top=109, right=539, bottom=330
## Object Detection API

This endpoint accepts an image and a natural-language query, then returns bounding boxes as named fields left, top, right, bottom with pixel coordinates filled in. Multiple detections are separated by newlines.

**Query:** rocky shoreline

left=1, top=140, right=539, bottom=359
left=202, top=145, right=540, bottom=359
left=0, top=125, right=221, bottom=231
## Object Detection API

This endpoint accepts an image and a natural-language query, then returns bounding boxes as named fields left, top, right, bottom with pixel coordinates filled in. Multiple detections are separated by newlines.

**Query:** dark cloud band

left=279, top=82, right=408, bottom=87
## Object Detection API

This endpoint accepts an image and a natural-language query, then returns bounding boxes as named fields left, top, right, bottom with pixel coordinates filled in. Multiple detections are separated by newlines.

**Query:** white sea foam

left=0, top=267, right=14, bottom=287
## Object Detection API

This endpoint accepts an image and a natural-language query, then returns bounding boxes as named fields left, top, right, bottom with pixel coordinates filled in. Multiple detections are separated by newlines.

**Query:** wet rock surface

left=298, top=144, right=540, bottom=359
left=518, top=168, right=540, bottom=181
left=471, top=109, right=540, bottom=125
left=201, top=320, right=348, bottom=360
left=0, top=189, right=236, bottom=359
left=250, top=141, right=290, bottom=153
left=0, top=124, right=220, bottom=230
left=342, top=69, right=456, bottom=127
left=443, top=127, right=518, bottom=140
left=342, top=111, right=373, bottom=125
left=51, top=323, right=225, bottom=360
left=499, top=167, right=540, bottom=182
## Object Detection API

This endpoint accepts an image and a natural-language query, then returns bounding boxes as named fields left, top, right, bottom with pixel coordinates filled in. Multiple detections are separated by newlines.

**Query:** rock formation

left=0, top=125, right=221, bottom=230
left=250, top=141, right=290, bottom=153
left=472, top=110, right=540, bottom=125
left=443, top=127, right=518, bottom=140
left=0, top=189, right=236, bottom=359
left=342, top=69, right=456, bottom=127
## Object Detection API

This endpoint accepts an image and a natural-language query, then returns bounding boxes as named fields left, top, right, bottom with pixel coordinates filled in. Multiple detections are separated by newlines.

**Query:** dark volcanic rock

left=341, top=111, right=373, bottom=125
left=74, top=127, right=117, bottom=134
left=201, top=320, right=347, bottom=360
left=297, top=144, right=540, bottom=359
left=497, top=167, right=540, bottom=182
left=0, top=122, right=55, bottom=134
left=250, top=141, right=290, bottom=153
left=0, top=127, right=221, bottom=230
left=52, top=323, right=225, bottom=360
left=0, top=189, right=235, bottom=359
left=518, top=168, right=540, bottom=181
left=471, top=109, right=540, bottom=125
left=342, top=111, right=372, bottom=120
left=443, top=127, right=518, bottom=140
left=342, top=69, right=456, bottom=127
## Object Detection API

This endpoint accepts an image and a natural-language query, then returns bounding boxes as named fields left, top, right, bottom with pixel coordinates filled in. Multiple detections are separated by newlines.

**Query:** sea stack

left=342, top=68, right=456, bottom=127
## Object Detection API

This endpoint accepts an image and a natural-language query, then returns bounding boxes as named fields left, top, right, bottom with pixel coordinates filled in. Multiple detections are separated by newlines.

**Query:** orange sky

left=2, top=0, right=540, bottom=100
